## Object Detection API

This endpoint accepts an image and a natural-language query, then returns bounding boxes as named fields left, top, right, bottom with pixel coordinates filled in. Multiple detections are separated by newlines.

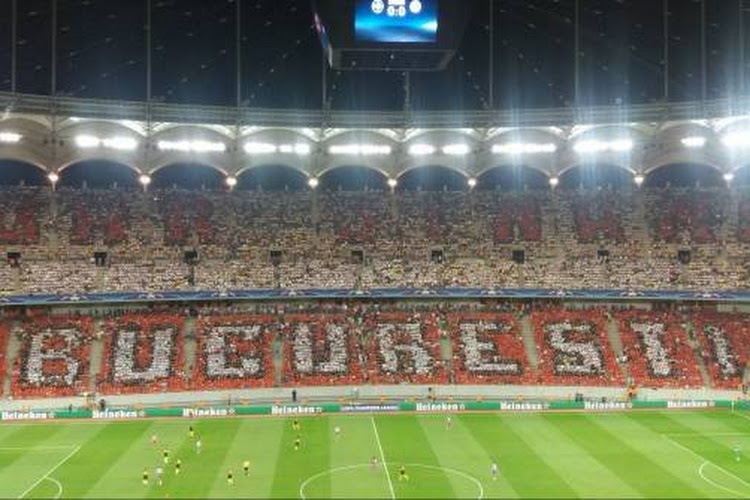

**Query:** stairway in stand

left=519, top=314, right=540, bottom=372
left=2, top=321, right=21, bottom=397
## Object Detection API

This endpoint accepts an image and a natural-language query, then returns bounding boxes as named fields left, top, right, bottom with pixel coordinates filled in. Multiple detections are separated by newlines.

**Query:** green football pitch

left=3, top=410, right=750, bottom=499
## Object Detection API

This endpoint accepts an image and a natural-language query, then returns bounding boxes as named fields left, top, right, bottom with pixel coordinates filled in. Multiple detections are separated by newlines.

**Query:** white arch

left=235, top=162, right=311, bottom=179
left=149, top=161, right=229, bottom=177
left=396, top=163, right=470, bottom=180
left=316, top=164, right=390, bottom=180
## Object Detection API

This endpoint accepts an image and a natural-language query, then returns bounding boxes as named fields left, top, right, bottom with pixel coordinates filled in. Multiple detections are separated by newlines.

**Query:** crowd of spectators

left=0, top=186, right=746, bottom=295
left=97, top=313, right=185, bottom=395
left=448, top=312, right=534, bottom=385
left=531, top=309, right=623, bottom=387
left=2, top=303, right=750, bottom=398
left=617, top=311, right=704, bottom=388
left=282, top=313, right=364, bottom=386
left=191, top=314, right=276, bottom=390
left=692, top=312, right=750, bottom=390
left=10, top=315, right=93, bottom=398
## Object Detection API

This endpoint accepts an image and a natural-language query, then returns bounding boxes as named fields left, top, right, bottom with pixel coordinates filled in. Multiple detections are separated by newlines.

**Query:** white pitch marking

left=662, top=432, right=750, bottom=438
left=298, top=462, right=484, bottom=500
left=299, top=464, right=369, bottom=499
left=732, top=411, right=750, bottom=425
left=0, top=446, right=77, bottom=452
left=17, top=445, right=81, bottom=499
left=698, top=462, right=748, bottom=498
left=43, top=477, right=63, bottom=499
left=662, top=435, right=750, bottom=494
left=371, top=416, right=396, bottom=500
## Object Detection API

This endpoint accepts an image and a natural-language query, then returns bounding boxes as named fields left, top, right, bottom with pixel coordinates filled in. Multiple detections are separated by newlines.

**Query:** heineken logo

left=415, top=402, right=466, bottom=412
left=270, top=405, right=323, bottom=415
left=1, top=411, right=54, bottom=421
left=182, top=407, right=235, bottom=418
left=92, top=409, right=144, bottom=419
left=667, top=400, right=714, bottom=409
left=584, top=401, right=632, bottom=411
left=499, top=402, right=548, bottom=411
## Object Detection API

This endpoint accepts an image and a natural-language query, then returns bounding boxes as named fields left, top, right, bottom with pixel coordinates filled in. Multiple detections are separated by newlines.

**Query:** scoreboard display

left=355, top=0, right=438, bottom=43
left=312, top=0, right=470, bottom=71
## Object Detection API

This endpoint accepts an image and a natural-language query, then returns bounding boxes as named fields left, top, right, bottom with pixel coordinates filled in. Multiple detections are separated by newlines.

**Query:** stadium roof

left=0, top=0, right=748, bottom=111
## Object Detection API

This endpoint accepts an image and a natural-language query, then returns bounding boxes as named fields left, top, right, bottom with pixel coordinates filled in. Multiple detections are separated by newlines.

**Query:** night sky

left=0, top=0, right=747, bottom=111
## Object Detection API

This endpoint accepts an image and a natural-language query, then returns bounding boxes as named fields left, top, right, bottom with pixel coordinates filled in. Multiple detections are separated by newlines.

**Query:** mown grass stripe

left=168, top=418, right=243, bottom=498
left=419, top=413, right=515, bottom=498
left=0, top=424, right=79, bottom=498
left=46, top=421, right=152, bottom=498
left=209, top=417, right=285, bottom=498
left=626, top=411, right=750, bottom=496
left=374, top=414, right=458, bottom=499
left=461, top=413, right=578, bottom=498
left=505, top=413, right=640, bottom=498
left=270, top=416, right=332, bottom=499
left=547, top=412, right=704, bottom=498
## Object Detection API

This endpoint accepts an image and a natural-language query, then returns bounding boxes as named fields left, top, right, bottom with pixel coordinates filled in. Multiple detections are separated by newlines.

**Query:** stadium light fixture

left=467, top=177, right=477, bottom=188
left=442, top=144, right=471, bottom=156
left=75, top=134, right=101, bottom=149
left=574, top=138, right=633, bottom=154
left=103, top=137, right=138, bottom=151
left=388, top=178, right=398, bottom=189
left=329, top=144, right=392, bottom=156
left=75, top=134, right=138, bottom=151
left=0, top=132, right=22, bottom=144
left=549, top=176, right=559, bottom=188
left=47, top=172, right=59, bottom=184
left=408, top=144, right=436, bottom=156
left=277, top=144, right=312, bottom=155
left=139, top=174, right=152, bottom=186
left=722, top=132, right=750, bottom=149
left=634, top=174, right=645, bottom=187
left=225, top=176, right=238, bottom=188
left=308, top=177, right=319, bottom=189
left=158, top=140, right=226, bottom=153
left=681, top=136, right=706, bottom=148
left=244, top=142, right=277, bottom=154
left=724, top=172, right=735, bottom=183
left=492, top=142, right=557, bottom=155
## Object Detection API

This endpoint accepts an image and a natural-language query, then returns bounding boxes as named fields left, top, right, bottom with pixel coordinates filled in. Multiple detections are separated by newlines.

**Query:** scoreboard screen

left=355, top=0, right=438, bottom=43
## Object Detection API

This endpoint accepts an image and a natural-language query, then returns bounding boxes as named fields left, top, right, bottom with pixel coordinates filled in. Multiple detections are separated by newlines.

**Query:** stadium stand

left=0, top=186, right=748, bottom=294
left=97, top=313, right=185, bottom=395
left=448, top=311, right=535, bottom=385
left=617, top=310, right=704, bottom=388
left=10, top=314, right=93, bottom=399
left=531, top=308, right=623, bottom=387
left=191, top=314, right=276, bottom=390
left=282, top=313, right=364, bottom=386
left=691, top=312, right=750, bottom=390
left=3, top=304, right=750, bottom=399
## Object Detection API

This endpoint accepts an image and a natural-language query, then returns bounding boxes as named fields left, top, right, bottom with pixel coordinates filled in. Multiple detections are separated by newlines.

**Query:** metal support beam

left=663, top=0, right=669, bottom=101
left=146, top=0, right=152, bottom=103
left=573, top=0, right=581, bottom=106
left=236, top=0, right=242, bottom=110
left=701, top=0, right=707, bottom=102
left=741, top=0, right=745, bottom=96
left=488, top=0, right=494, bottom=110
left=11, top=0, right=17, bottom=94
left=50, top=0, right=57, bottom=96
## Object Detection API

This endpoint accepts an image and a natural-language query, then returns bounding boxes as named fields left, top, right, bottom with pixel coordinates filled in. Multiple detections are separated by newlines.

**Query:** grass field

left=3, top=409, right=750, bottom=498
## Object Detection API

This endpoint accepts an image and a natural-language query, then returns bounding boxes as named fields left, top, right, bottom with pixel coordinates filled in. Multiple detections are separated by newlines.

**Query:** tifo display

left=3, top=302, right=750, bottom=400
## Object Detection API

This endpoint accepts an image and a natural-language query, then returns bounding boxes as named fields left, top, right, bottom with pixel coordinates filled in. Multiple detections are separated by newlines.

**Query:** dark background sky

left=0, top=0, right=747, bottom=111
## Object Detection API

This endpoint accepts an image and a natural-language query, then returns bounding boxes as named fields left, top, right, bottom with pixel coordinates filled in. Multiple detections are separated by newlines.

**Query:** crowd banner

left=0, top=399, right=746, bottom=421
left=2, top=286, right=750, bottom=308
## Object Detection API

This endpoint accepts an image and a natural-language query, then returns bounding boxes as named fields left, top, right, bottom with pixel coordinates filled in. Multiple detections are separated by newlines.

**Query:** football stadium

left=3, top=0, right=750, bottom=498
